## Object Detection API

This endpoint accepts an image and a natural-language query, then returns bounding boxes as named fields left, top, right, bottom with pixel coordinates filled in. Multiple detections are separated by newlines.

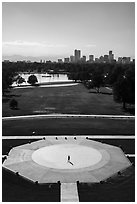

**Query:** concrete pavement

left=2, top=114, right=135, bottom=121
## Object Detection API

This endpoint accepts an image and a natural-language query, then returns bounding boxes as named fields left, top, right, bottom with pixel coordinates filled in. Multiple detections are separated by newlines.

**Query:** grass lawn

left=2, top=117, right=135, bottom=136
left=78, top=166, right=135, bottom=202
left=2, top=168, right=60, bottom=202
left=2, top=83, right=135, bottom=202
left=2, top=84, right=131, bottom=117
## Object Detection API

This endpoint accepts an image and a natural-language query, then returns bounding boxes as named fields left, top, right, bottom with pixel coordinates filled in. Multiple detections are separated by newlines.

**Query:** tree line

left=68, top=63, right=135, bottom=110
left=2, top=61, right=135, bottom=111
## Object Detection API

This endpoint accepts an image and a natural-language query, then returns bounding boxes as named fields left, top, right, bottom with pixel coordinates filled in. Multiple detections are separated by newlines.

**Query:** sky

left=2, top=2, right=135, bottom=61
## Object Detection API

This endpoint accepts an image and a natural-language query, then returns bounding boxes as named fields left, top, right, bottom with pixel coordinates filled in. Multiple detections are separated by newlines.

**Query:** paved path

left=61, top=182, right=79, bottom=202
left=106, top=87, right=113, bottom=90
left=2, top=114, right=135, bottom=120
left=2, top=135, right=135, bottom=139
left=13, top=83, right=79, bottom=89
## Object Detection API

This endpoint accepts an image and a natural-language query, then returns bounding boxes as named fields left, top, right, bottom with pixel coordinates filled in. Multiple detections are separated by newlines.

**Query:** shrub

left=9, top=99, right=18, bottom=109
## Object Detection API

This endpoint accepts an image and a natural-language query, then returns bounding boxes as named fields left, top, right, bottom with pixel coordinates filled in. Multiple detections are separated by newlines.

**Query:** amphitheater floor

left=3, top=137, right=131, bottom=183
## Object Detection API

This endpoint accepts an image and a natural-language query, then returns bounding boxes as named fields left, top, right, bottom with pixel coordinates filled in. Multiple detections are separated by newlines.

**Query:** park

left=2, top=61, right=135, bottom=202
left=2, top=78, right=135, bottom=201
left=2, top=2, right=135, bottom=202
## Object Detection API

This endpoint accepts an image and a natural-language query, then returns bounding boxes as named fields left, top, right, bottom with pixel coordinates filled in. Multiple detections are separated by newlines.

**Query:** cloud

left=2, top=41, right=67, bottom=48
left=85, top=44, right=96, bottom=47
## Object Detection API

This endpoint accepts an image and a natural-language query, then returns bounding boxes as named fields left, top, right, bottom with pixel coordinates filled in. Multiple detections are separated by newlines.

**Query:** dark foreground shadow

left=89, top=91, right=112, bottom=95
left=2, top=94, right=21, bottom=104
left=3, top=94, right=21, bottom=98
left=78, top=165, right=135, bottom=202
left=10, top=107, right=20, bottom=110
left=123, top=107, right=135, bottom=115
left=2, top=168, right=60, bottom=202
left=2, top=98, right=10, bottom=103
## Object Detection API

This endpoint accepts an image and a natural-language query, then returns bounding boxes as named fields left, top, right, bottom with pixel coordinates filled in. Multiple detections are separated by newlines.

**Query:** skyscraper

left=99, top=56, right=104, bottom=63
left=89, top=55, right=94, bottom=62
left=122, top=57, right=131, bottom=64
left=58, top=59, right=63, bottom=63
left=118, top=57, right=122, bottom=63
left=109, top=50, right=112, bottom=55
left=81, top=56, right=86, bottom=63
left=74, top=49, right=81, bottom=62
left=108, top=50, right=114, bottom=63
left=104, top=55, right=109, bottom=63
left=95, top=58, right=99, bottom=63
left=70, top=55, right=75, bottom=63
left=64, top=58, right=69, bottom=63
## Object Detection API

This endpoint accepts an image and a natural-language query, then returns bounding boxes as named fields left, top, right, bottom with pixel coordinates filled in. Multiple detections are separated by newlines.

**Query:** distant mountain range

left=2, top=55, right=64, bottom=62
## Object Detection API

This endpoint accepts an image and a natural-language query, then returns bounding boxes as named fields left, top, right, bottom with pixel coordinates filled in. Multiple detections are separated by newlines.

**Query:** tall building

left=127, top=57, right=131, bottom=63
left=109, top=50, right=112, bottom=55
left=89, top=55, right=94, bottom=62
left=81, top=56, right=86, bottom=63
left=104, top=55, right=109, bottom=63
left=95, top=58, right=99, bottom=63
left=46, top=60, right=51, bottom=63
left=122, top=57, right=131, bottom=64
left=108, top=50, right=114, bottom=63
left=99, top=56, right=104, bottom=63
left=58, top=59, right=63, bottom=63
left=64, top=58, right=69, bottom=63
left=70, top=55, right=75, bottom=63
left=118, top=57, right=122, bottom=63
left=74, top=49, right=81, bottom=62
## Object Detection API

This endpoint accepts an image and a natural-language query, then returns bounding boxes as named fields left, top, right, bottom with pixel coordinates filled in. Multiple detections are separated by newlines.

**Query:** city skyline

left=2, top=2, right=135, bottom=61
left=43, top=49, right=135, bottom=64
left=3, top=48, right=134, bottom=64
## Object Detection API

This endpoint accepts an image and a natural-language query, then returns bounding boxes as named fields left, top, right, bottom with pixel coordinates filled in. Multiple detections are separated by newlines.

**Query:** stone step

left=61, top=182, right=79, bottom=202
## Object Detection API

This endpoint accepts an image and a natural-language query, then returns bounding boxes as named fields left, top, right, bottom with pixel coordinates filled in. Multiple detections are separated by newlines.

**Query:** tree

left=2, top=63, right=17, bottom=95
left=113, top=72, right=135, bottom=109
left=9, top=99, right=18, bottom=109
left=108, top=65, right=124, bottom=85
left=16, top=75, right=26, bottom=86
left=91, top=72, right=104, bottom=93
left=2, top=79, right=9, bottom=96
left=27, top=75, right=38, bottom=85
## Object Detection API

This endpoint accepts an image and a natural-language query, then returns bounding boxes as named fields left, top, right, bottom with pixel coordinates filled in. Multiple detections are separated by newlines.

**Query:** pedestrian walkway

left=2, top=135, right=135, bottom=140
left=2, top=114, right=135, bottom=120
left=13, top=83, right=78, bottom=89
left=61, top=182, right=79, bottom=202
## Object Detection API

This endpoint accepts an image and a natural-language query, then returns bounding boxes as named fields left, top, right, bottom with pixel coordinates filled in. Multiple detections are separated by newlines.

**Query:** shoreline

left=12, top=80, right=75, bottom=88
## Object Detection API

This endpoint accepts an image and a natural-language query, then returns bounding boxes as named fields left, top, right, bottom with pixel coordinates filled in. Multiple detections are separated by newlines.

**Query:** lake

left=13, top=73, right=73, bottom=86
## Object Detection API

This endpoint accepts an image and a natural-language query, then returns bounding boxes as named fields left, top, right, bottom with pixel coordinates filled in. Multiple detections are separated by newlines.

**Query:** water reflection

left=13, top=73, right=72, bottom=86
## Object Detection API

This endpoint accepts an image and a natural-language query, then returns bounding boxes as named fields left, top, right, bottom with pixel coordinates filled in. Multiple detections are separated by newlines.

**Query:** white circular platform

left=32, top=144, right=102, bottom=169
